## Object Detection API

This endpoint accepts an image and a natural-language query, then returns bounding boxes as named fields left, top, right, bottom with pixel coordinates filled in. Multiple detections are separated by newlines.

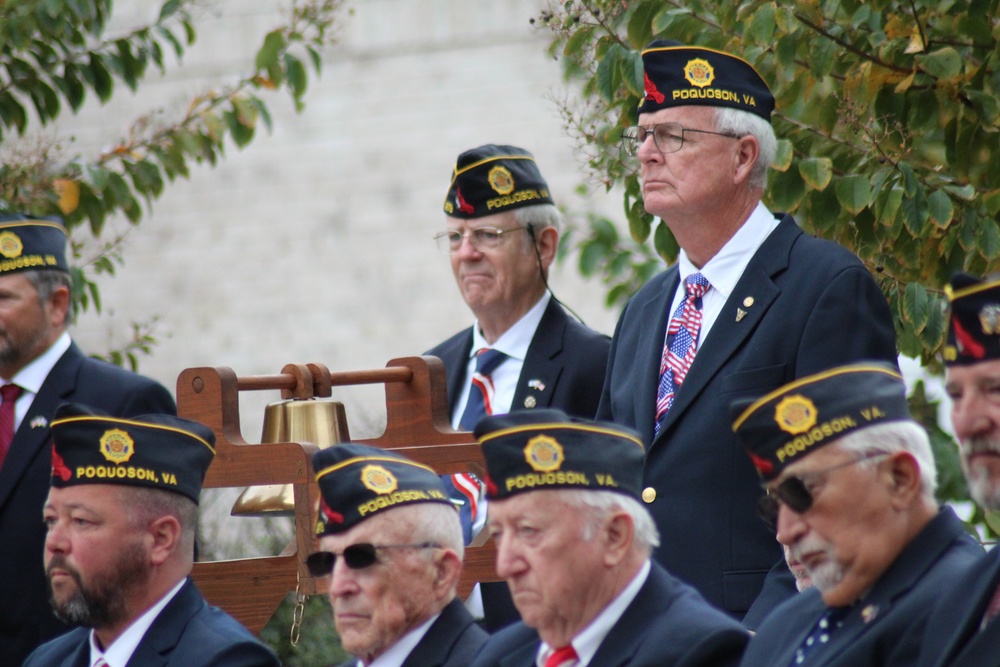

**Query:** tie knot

left=0, top=384, right=22, bottom=403
left=685, top=273, right=710, bottom=299
left=544, top=645, right=578, bottom=667
left=474, top=348, right=507, bottom=375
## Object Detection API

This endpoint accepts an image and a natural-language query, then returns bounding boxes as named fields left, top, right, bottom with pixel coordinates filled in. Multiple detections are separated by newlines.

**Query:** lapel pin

left=861, top=604, right=879, bottom=624
left=743, top=296, right=755, bottom=307
left=524, top=396, right=537, bottom=408
left=30, top=415, right=48, bottom=429
left=527, top=379, right=546, bottom=391
left=736, top=308, right=747, bottom=322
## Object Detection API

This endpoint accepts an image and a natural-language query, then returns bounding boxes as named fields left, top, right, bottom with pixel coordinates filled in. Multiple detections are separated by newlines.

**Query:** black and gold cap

left=638, top=40, right=774, bottom=121
left=312, top=443, right=453, bottom=536
left=0, top=214, right=68, bottom=275
left=50, top=403, right=215, bottom=503
left=443, top=144, right=554, bottom=219
left=474, top=409, right=645, bottom=501
left=730, top=363, right=910, bottom=481
left=943, top=272, right=1000, bottom=366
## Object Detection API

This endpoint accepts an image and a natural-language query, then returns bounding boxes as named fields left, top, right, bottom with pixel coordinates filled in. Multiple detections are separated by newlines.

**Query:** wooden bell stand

left=177, top=356, right=498, bottom=634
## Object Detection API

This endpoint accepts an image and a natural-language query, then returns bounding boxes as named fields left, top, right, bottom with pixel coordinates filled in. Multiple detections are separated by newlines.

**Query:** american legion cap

left=50, top=403, right=216, bottom=503
left=313, top=443, right=454, bottom=536
left=443, top=144, right=555, bottom=219
left=0, top=213, right=69, bottom=275
left=730, top=363, right=911, bottom=481
left=474, top=409, right=645, bottom=501
left=638, top=40, right=775, bottom=121
left=943, top=272, right=1000, bottom=365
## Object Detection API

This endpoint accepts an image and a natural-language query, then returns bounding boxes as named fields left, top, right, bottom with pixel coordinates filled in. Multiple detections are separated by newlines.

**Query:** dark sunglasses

left=756, top=451, right=890, bottom=528
left=305, top=542, right=440, bottom=576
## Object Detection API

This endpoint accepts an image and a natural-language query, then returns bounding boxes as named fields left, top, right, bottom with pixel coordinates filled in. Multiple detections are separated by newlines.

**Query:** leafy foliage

left=0, top=0, right=344, bottom=330
left=536, top=0, right=1000, bottom=365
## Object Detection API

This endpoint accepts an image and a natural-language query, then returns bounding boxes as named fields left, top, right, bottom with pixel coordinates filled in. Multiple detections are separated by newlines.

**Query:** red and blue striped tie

left=655, top=273, right=709, bottom=436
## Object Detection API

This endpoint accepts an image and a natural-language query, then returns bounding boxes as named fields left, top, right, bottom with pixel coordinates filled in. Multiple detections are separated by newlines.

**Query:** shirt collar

left=89, top=578, right=186, bottom=667
left=676, top=201, right=778, bottom=301
left=356, top=610, right=440, bottom=667
left=6, top=331, right=70, bottom=393
left=536, top=559, right=651, bottom=666
left=470, top=291, right=551, bottom=362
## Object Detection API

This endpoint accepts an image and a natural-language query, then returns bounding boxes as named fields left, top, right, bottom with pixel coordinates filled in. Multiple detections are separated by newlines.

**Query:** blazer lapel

left=512, top=301, right=566, bottom=411
left=125, top=579, right=201, bottom=667
left=652, top=219, right=799, bottom=446
left=937, top=552, right=1000, bottom=666
left=630, top=268, right=680, bottom=446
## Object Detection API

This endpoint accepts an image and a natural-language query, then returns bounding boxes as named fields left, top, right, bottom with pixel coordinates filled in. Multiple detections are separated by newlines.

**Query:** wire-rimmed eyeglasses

left=305, top=542, right=441, bottom=575
left=756, top=451, right=890, bottom=528
left=434, top=227, right=527, bottom=254
left=620, top=122, right=740, bottom=157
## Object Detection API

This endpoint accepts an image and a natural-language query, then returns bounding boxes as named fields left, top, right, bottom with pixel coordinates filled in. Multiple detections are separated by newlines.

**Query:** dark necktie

left=458, top=348, right=508, bottom=431
left=655, top=273, right=710, bottom=435
left=790, top=606, right=851, bottom=666
left=0, top=383, right=23, bottom=469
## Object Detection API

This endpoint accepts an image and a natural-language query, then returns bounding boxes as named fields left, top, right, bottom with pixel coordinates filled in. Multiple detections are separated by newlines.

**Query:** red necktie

left=0, top=383, right=23, bottom=469
left=93, top=659, right=109, bottom=667
left=655, top=273, right=710, bottom=435
left=544, top=645, right=578, bottom=667
left=458, top=348, right=508, bottom=431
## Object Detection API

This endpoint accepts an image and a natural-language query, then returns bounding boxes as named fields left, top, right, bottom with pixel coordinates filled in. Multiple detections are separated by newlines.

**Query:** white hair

left=513, top=203, right=562, bottom=234
left=834, top=421, right=938, bottom=502
left=558, top=489, right=660, bottom=554
left=713, top=107, right=777, bottom=191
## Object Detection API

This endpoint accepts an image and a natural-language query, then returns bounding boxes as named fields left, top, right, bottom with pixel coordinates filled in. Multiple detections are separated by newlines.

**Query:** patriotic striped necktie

left=655, top=273, right=710, bottom=436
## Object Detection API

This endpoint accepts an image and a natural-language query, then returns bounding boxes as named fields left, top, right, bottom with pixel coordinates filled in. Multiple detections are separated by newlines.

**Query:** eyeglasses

left=620, top=122, right=740, bottom=156
left=756, top=452, right=890, bottom=528
left=305, top=542, right=440, bottom=576
left=434, top=227, right=527, bottom=254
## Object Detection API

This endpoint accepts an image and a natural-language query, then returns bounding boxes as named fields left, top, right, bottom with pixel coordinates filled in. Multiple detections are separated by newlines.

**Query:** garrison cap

left=50, top=403, right=215, bottom=503
left=312, top=443, right=453, bottom=536
left=443, top=144, right=554, bottom=219
left=943, top=272, right=1000, bottom=365
left=474, top=409, right=645, bottom=501
left=638, top=40, right=774, bottom=121
left=0, top=213, right=69, bottom=275
left=730, top=363, right=910, bottom=481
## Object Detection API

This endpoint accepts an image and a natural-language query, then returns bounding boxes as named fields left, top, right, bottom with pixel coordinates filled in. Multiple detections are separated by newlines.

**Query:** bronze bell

left=230, top=398, right=350, bottom=516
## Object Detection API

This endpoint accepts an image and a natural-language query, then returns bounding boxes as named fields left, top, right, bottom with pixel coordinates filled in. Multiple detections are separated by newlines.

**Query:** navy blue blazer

left=469, top=561, right=749, bottom=667
left=22, top=578, right=279, bottom=667
left=739, top=507, right=983, bottom=667
left=596, top=215, right=898, bottom=616
left=426, top=299, right=610, bottom=420
left=335, top=598, right=488, bottom=667
left=917, top=544, right=1000, bottom=667
left=0, top=342, right=176, bottom=667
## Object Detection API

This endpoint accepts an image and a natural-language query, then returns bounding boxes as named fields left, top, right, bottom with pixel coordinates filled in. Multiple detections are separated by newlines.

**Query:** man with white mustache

left=917, top=272, right=1000, bottom=667
left=731, top=363, right=981, bottom=666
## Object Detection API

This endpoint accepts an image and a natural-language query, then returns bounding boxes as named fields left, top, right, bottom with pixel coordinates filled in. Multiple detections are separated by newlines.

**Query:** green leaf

left=771, top=139, right=793, bottom=172
left=927, top=189, right=954, bottom=229
left=976, top=221, right=1000, bottom=260
left=626, top=2, right=658, bottom=48
left=799, top=157, right=833, bottom=191
left=834, top=175, right=871, bottom=215
left=767, top=165, right=805, bottom=212
left=621, top=49, right=644, bottom=98
left=652, top=220, right=678, bottom=262
left=284, top=53, right=307, bottom=100
left=596, top=44, right=623, bottom=103
left=256, top=30, right=286, bottom=72
left=158, top=0, right=181, bottom=22
left=902, top=281, right=930, bottom=335
left=916, top=47, right=962, bottom=80
left=901, top=189, right=929, bottom=236
left=88, top=52, right=114, bottom=102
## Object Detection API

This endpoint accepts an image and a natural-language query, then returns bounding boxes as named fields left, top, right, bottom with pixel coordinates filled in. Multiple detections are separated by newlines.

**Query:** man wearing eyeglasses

left=426, top=144, right=611, bottom=630
left=469, top=409, right=749, bottom=667
left=731, top=363, right=980, bottom=666
left=595, top=41, right=898, bottom=622
left=914, top=273, right=1000, bottom=667
left=309, top=442, right=487, bottom=667
left=23, top=404, right=280, bottom=667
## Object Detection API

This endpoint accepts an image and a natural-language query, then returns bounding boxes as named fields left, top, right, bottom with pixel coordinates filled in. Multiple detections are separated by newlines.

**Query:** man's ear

left=602, top=512, right=635, bottom=567
left=531, top=225, right=559, bottom=271
left=732, top=135, right=761, bottom=186
left=147, top=515, right=182, bottom=566
left=432, top=548, right=463, bottom=600
left=883, top=451, right=922, bottom=508
left=45, top=284, right=70, bottom=329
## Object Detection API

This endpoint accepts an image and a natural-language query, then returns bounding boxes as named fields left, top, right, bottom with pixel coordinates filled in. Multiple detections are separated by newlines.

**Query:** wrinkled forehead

left=445, top=210, right=517, bottom=230
left=638, top=103, right=715, bottom=128
left=319, top=506, right=409, bottom=550
left=946, top=358, right=1000, bottom=394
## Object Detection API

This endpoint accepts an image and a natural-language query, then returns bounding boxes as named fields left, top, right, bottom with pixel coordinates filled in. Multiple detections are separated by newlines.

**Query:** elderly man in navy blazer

left=732, top=364, right=982, bottom=667
left=23, top=405, right=279, bottom=667
left=915, top=273, right=1000, bottom=667
left=427, top=145, right=610, bottom=629
left=470, top=410, right=749, bottom=667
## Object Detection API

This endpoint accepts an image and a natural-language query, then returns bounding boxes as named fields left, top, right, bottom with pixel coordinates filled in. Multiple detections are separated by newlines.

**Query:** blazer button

left=641, top=487, right=656, bottom=503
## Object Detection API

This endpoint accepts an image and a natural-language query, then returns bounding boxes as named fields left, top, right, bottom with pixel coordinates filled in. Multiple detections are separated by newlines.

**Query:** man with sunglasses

left=426, top=144, right=610, bottom=629
left=23, top=404, right=280, bottom=667
left=310, top=442, right=487, bottom=667
left=731, top=363, right=981, bottom=666
left=469, top=409, right=749, bottom=667
left=595, top=41, right=898, bottom=622
left=915, top=273, right=1000, bottom=667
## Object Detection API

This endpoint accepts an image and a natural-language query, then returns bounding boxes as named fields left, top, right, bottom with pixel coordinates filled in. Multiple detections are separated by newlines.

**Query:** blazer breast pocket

left=719, top=363, right=788, bottom=399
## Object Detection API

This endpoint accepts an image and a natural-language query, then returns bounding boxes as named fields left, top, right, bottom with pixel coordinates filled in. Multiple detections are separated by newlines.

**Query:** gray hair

left=390, top=502, right=465, bottom=561
left=513, top=203, right=562, bottom=235
left=558, top=489, right=660, bottom=554
left=713, top=107, right=777, bottom=191
left=834, top=421, right=938, bottom=502
left=25, top=269, right=75, bottom=321
left=120, top=486, right=199, bottom=557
